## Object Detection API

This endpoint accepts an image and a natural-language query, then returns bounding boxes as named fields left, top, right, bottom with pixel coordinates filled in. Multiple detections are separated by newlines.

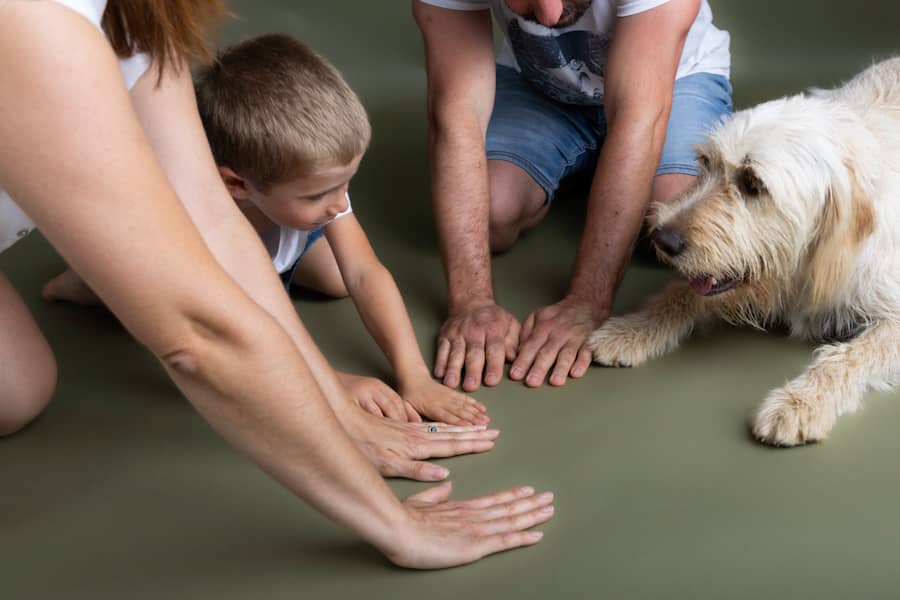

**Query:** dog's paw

left=752, top=386, right=836, bottom=447
left=587, top=317, right=657, bottom=368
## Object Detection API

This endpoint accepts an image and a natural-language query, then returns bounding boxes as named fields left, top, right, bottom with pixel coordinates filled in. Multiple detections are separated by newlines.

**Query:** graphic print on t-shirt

left=503, top=0, right=612, bottom=106
left=507, top=18, right=610, bottom=105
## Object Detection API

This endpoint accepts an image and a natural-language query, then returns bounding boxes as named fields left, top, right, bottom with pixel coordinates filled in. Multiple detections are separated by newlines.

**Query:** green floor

left=3, top=2, right=900, bottom=598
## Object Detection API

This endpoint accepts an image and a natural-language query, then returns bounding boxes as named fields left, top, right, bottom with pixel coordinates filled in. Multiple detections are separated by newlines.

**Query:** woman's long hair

left=102, top=0, right=228, bottom=76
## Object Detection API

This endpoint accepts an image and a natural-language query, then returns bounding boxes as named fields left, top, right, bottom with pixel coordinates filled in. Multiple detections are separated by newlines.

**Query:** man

left=413, top=0, right=732, bottom=390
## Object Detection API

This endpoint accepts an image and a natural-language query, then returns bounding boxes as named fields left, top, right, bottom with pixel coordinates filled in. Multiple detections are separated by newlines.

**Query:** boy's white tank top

left=0, top=0, right=151, bottom=254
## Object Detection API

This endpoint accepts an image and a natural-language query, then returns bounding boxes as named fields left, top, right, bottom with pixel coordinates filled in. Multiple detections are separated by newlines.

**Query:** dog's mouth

left=687, top=274, right=744, bottom=296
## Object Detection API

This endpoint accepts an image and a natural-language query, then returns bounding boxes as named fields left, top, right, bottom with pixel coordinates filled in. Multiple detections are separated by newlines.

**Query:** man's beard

left=522, top=1, right=592, bottom=28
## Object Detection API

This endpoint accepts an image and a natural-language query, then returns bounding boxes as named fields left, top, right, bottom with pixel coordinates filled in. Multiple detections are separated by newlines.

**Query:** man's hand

left=338, top=371, right=421, bottom=423
left=435, top=301, right=521, bottom=392
left=510, top=297, right=605, bottom=387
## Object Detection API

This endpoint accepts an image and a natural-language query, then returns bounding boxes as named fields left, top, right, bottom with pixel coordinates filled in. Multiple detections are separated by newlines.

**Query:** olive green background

left=2, top=2, right=900, bottom=598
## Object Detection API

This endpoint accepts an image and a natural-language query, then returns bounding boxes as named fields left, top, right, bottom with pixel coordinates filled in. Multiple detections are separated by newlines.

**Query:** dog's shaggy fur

left=588, top=58, right=900, bottom=446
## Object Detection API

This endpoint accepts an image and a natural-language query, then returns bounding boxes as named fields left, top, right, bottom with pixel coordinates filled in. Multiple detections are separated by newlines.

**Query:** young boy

left=192, top=33, right=488, bottom=426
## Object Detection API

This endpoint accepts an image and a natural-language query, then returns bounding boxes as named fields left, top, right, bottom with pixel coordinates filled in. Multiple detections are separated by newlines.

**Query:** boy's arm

left=325, top=215, right=488, bottom=425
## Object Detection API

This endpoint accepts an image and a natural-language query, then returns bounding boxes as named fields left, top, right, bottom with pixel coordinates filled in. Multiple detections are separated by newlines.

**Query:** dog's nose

left=650, top=227, right=687, bottom=257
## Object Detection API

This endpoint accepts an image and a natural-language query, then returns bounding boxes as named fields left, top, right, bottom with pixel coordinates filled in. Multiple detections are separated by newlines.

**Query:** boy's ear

left=218, top=166, right=252, bottom=200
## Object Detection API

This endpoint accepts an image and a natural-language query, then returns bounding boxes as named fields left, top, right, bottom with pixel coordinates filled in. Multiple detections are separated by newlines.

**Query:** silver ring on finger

left=427, top=424, right=439, bottom=433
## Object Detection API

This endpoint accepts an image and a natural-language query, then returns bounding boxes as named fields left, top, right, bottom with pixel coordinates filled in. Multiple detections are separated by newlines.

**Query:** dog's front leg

left=753, top=319, right=900, bottom=446
left=587, top=281, right=712, bottom=367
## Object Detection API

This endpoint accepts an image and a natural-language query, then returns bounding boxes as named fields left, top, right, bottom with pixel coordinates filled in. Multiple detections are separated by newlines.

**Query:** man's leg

left=485, top=65, right=601, bottom=253
left=487, top=160, right=548, bottom=252
left=653, top=72, right=733, bottom=205
left=651, top=173, right=697, bottom=205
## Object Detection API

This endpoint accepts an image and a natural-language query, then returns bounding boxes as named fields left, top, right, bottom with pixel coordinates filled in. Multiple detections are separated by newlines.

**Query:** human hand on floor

left=510, top=297, right=602, bottom=387
left=400, top=375, right=490, bottom=426
left=383, top=482, right=554, bottom=569
left=340, top=407, right=499, bottom=482
left=435, top=300, right=521, bottom=392
left=338, top=371, right=421, bottom=422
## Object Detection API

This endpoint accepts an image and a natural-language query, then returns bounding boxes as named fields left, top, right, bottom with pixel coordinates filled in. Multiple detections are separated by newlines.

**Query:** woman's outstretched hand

left=384, top=482, right=554, bottom=569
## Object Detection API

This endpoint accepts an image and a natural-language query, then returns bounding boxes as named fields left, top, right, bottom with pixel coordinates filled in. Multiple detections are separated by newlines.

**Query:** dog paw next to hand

left=587, top=317, right=657, bottom=368
left=752, top=385, right=837, bottom=447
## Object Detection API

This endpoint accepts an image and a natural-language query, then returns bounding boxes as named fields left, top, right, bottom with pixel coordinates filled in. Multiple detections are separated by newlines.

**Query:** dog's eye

left=736, top=166, right=766, bottom=198
left=697, top=154, right=710, bottom=172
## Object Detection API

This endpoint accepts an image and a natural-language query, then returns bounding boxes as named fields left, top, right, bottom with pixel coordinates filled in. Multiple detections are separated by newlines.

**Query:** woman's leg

left=0, top=272, right=56, bottom=435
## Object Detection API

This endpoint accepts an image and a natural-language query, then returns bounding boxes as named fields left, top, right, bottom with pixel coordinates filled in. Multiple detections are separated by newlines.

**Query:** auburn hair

left=102, top=0, right=228, bottom=77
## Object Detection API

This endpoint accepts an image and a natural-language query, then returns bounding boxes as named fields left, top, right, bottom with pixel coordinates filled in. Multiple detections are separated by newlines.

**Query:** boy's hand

left=400, top=376, right=489, bottom=426
left=338, top=372, right=422, bottom=422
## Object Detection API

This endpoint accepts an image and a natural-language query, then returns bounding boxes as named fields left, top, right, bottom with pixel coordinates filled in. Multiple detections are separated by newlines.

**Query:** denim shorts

left=486, top=65, right=734, bottom=200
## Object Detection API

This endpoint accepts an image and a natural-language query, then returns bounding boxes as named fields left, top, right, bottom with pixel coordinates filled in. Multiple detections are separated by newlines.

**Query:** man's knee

left=651, top=173, right=697, bottom=206
left=0, top=355, right=56, bottom=436
left=487, top=160, right=547, bottom=253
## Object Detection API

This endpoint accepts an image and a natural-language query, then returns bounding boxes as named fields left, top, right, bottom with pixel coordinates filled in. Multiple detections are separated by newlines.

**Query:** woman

left=0, top=0, right=553, bottom=568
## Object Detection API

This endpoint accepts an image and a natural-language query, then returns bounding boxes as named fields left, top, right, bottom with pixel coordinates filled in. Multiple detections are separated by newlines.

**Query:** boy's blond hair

left=195, top=33, right=371, bottom=189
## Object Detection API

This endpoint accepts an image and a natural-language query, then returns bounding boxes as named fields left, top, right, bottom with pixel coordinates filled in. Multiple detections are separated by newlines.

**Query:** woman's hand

left=340, top=407, right=500, bottom=481
left=400, top=375, right=489, bottom=425
left=383, top=482, right=554, bottom=569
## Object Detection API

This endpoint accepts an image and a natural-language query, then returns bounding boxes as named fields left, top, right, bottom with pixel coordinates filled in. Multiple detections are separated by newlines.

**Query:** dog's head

left=649, top=93, right=877, bottom=312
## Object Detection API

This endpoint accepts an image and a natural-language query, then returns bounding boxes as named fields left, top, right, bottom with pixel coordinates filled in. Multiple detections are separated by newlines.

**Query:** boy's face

left=239, top=155, right=362, bottom=230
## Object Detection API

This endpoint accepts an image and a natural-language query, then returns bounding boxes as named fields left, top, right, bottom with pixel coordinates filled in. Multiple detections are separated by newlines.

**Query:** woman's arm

left=325, top=216, right=488, bottom=425
left=0, top=2, right=552, bottom=566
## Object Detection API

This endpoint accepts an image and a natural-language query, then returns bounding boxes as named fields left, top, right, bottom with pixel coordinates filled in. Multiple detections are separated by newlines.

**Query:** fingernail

left=511, top=367, right=523, bottom=378
left=530, top=531, right=544, bottom=540
left=432, top=467, right=450, bottom=479
left=521, top=486, right=535, bottom=494
left=541, top=506, right=555, bottom=514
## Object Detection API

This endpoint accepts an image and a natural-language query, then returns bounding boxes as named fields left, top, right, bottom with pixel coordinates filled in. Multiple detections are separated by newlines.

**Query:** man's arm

left=510, top=0, right=701, bottom=387
left=413, top=1, right=521, bottom=392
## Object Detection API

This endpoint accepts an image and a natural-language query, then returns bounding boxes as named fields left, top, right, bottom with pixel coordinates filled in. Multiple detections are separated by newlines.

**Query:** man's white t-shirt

left=417, top=0, right=730, bottom=106
left=0, top=0, right=151, bottom=254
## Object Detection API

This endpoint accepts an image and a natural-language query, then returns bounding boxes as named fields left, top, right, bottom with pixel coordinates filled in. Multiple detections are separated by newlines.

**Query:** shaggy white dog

left=588, top=58, right=900, bottom=446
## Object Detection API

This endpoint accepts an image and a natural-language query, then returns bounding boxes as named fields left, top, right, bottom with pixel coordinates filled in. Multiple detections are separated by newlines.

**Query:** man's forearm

left=429, top=119, right=495, bottom=312
left=569, top=113, right=668, bottom=316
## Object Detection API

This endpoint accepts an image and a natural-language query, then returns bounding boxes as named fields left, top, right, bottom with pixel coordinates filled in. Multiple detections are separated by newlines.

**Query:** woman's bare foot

left=41, top=268, right=100, bottom=305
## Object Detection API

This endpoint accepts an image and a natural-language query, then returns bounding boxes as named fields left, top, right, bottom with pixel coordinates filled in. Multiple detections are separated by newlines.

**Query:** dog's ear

left=806, top=160, right=876, bottom=306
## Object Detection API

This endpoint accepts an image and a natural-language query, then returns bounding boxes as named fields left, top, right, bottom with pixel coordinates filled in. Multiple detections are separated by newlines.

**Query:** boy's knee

left=0, top=358, right=56, bottom=437
left=316, top=279, right=349, bottom=299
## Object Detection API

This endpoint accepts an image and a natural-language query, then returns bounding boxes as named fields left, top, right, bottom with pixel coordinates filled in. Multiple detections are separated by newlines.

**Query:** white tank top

left=0, top=0, right=151, bottom=253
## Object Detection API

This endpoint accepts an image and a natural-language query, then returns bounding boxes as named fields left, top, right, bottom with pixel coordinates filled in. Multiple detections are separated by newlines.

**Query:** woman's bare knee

left=0, top=273, right=56, bottom=436
left=0, top=349, right=56, bottom=436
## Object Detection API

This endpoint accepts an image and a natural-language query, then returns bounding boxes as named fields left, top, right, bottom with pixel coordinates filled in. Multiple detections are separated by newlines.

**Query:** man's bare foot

left=42, top=269, right=100, bottom=305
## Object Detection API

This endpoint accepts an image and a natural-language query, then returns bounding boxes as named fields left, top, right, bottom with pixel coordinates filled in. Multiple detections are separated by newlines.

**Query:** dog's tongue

left=689, top=276, right=714, bottom=296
